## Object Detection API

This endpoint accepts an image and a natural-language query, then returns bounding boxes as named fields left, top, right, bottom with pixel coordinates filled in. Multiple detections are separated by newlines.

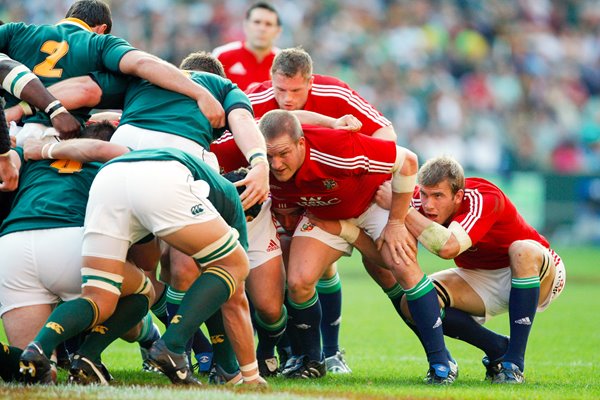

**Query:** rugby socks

left=166, top=285, right=212, bottom=359
left=384, top=283, right=405, bottom=317
left=205, top=310, right=238, bottom=374
left=136, top=313, right=160, bottom=350
left=316, top=273, right=342, bottom=357
left=161, top=267, right=233, bottom=354
left=504, top=276, right=540, bottom=371
left=405, top=275, right=448, bottom=368
left=287, top=292, right=323, bottom=361
left=34, top=298, right=97, bottom=357
left=77, top=294, right=150, bottom=363
left=0, top=342, right=22, bottom=382
left=442, top=307, right=508, bottom=362
left=255, top=305, right=288, bottom=359
left=150, top=285, right=169, bottom=327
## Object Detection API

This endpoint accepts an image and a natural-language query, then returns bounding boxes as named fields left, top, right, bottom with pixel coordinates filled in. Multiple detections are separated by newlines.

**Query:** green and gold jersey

left=0, top=18, right=135, bottom=125
left=117, top=71, right=252, bottom=149
left=0, top=148, right=101, bottom=236
left=104, top=148, right=248, bottom=249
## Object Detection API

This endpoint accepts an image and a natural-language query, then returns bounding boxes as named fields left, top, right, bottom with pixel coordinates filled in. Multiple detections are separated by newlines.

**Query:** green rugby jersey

left=0, top=148, right=101, bottom=236
left=0, top=18, right=135, bottom=125
left=104, top=148, right=248, bottom=250
left=117, top=71, right=252, bottom=149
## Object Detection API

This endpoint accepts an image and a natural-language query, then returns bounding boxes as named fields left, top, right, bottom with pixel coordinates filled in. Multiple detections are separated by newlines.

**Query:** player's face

left=266, top=134, right=306, bottom=182
left=419, top=180, right=463, bottom=225
left=272, top=72, right=313, bottom=110
left=244, top=8, right=281, bottom=51
left=272, top=207, right=304, bottom=234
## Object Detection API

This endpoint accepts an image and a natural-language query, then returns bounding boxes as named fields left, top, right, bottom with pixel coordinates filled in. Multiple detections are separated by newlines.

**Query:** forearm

left=290, top=110, right=336, bottom=127
left=47, top=76, right=102, bottom=109
left=389, top=147, right=418, bottom=222
left=119, top=50, right=212, bottom=102
left=228, top=109, right=267, bottom=164
left=41, top=139, right=129, bottom=163
left=405, top=208, right=463, bottom=259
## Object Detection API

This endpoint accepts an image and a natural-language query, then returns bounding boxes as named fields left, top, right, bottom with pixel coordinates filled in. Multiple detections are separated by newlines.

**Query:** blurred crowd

left=2, top=0, right=600, bottom=174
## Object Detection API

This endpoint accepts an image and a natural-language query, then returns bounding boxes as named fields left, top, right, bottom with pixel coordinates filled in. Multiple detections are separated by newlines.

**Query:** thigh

left=0, top=231, right=60, bottom=317
left=2, top=304, right=53, bottom=348
left=431, top=269, right=486, bottom=317
left=293, top=215, right=352, bottom=255
left=246, top=255, right=285, bottom=317
left=287, top=236, right=344, bottom=289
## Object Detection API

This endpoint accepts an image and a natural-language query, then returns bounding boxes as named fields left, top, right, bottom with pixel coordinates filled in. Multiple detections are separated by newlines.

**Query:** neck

left=245, top=42, right=271, bottom=61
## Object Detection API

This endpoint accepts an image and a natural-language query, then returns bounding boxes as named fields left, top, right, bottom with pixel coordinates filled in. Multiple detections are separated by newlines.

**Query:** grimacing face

left=266, top=134, right=306, bottom=182
left=418, top=179, right=463, bottom=225
left=272, top=72, right=313, bottom=111
left=244, top=7, right=281, bottom=51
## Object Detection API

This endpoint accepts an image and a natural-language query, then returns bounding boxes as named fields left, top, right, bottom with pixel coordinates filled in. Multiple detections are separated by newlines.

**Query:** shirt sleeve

left=452, top=189, right=504, bottom=245
left=98, top=34, right=137, bottom=73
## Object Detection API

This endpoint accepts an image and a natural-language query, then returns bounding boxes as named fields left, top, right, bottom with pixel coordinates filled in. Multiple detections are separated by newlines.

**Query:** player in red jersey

left=212, top=2, right=281, bottom=91
left=402, top=156, right=566, bottom=384
left=257, top=110, right=451, bottom=382
left=321, top=156, right=566, bottom=384
left=247, top=47, right=396, bottom=141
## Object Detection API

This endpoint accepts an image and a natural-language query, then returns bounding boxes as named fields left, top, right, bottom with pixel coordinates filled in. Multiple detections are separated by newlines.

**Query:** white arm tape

left=392, top=173, right=417, bottom=193
left=448, top=221, right=472, bottom=255
left=417, top=223, right=452, bottom=255
left=244, top=146, right=268, bottom=167
left=2, top=65, right=37, bottom=98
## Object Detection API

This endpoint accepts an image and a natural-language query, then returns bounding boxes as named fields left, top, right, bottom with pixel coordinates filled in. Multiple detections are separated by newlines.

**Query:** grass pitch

left=1, top=246, right=599, bottom=399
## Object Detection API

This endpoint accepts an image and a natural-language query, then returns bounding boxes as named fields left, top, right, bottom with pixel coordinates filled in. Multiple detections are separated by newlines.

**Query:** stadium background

left=1, top=0, right=599, bottom=244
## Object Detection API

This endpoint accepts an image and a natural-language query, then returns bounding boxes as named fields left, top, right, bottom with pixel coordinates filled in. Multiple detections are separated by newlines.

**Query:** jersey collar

left=57, top=18, right=93, bottom=32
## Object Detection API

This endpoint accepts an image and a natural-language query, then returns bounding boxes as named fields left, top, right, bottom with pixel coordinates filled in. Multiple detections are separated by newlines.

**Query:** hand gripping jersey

left=213, top=41, right=279, bottom=91
left=412, top=177, right=551, bottom=270
left=269, top=126, right=396, bottom=220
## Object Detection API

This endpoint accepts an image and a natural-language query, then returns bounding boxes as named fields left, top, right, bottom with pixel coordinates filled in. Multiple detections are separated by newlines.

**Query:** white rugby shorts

left=0, top=227, right=83, bottom=316
left=82, top=161, right=220, bottom=261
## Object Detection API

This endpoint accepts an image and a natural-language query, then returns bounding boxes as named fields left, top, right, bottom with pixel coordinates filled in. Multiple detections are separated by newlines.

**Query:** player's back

left=0, top=20, right=132, bottom=86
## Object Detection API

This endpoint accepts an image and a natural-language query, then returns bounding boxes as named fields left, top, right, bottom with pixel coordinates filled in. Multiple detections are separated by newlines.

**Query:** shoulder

left=463, top=178, right=506, bottom=209
left=212, top=41, right=244, bottom=58
left=311, top=74, right=352, bottom=89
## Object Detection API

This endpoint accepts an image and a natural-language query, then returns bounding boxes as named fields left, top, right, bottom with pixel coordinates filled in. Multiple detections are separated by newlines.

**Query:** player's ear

left=92, top=24, right=108, bottom=34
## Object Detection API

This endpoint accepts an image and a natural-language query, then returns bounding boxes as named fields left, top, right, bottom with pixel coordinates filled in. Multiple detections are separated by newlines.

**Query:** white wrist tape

left=18, top=101, right=35, bottom=116
left=391, top=173, right=417, bottom=193
left=42, top=142, right=58, bottom=159
left=242, top=372, right=261, bottom=382
left=49, top=106, right=68, bottom=119
left=44, top=100, right=61, bottom=114
left=245, top=147, right=268, bottom=167
left=339, top=220, right=360, bottom=243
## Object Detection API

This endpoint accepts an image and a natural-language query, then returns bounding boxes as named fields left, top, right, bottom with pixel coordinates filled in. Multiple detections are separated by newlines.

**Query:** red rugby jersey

left=411, top=178, right=550, bottom=270
left=213, top=41, right=278, bottom=91
left=269, top=126, right=396, bottom=219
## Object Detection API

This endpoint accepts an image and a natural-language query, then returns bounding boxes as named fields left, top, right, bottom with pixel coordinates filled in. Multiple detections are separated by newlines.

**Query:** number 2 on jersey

left=33, top=41, right=69, bottom=78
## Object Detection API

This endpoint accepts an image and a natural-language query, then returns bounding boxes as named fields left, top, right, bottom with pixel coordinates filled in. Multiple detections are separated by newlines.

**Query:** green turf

left=1, top=246, right=599, bottom=399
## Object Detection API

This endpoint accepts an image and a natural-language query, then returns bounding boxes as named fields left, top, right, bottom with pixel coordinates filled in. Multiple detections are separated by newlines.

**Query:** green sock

left=162, top=267, right=234, bottom=354
left=206, top=309, right=239, bottom=374
left=0, top=342, right=22, bottom=382
left=77, top=294, right=150, bottom=362
left=35, top=297, right=96, bottom=357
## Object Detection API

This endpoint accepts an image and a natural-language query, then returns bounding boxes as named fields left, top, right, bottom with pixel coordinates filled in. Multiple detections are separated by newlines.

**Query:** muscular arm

left=227, top=108, right=269, bottom=209
left=24, top=138, right=129, bottom=163
left=291, top=111, right=362, bottom=131
left=405, top=208, right=470, bottom=259
left=376, top=146, right=419, bottom=265
left=118, top=50, right=225, bottom=128
left=0, top=100, right=19, bottom=191
left=0, top=54, right=81, bottom=139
